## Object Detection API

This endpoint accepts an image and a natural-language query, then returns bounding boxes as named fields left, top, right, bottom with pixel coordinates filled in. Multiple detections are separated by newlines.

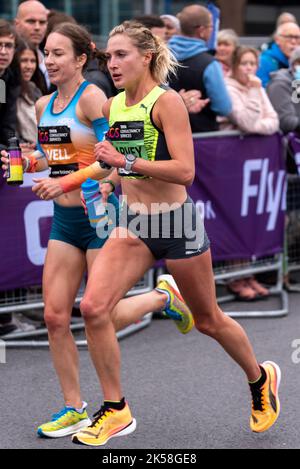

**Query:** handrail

left=192, top=130, right=284, bottom=139
left=193, top=130, right=242, bottom=139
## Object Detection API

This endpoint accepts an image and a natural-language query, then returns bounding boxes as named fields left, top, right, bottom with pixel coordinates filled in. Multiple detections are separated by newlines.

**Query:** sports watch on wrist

left=124, top=153, right=137, bottom=172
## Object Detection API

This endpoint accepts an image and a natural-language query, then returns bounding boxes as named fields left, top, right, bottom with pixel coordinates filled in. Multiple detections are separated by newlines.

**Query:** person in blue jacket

left=168, top=4, right=232, bottom=133
left=257, top=22, right=300, bottom=88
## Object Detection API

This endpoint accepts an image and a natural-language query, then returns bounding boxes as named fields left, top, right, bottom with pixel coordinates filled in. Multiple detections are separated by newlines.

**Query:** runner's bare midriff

left=54, top=187, right=82, bottom=207
left=121, top=178, right=187, bottom=213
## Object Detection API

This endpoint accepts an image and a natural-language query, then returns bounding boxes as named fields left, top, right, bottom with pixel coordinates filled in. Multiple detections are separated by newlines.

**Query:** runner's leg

left=81, top=228, right=155, bottom=401
left=86, top=249, right=166, bottom=332
left=166, top=249, right=261, bottom=381
left=43, top=240, right=87, bottom=407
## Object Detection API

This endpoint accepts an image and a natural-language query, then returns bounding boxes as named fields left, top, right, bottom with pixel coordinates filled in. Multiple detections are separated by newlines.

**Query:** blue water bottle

left=81, top=178, right=106, bottom=228
left=81, top=178, right=119, bottom=239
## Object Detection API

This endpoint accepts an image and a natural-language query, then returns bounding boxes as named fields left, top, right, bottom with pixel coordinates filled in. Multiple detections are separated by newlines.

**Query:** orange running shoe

left=72, top=402, right=136, bottom=446
left=250, top=361, right=281, bottom=433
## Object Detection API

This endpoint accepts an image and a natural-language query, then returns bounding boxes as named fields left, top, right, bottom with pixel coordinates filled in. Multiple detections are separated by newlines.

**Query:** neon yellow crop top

left=107, top=85, right=172, bottom=179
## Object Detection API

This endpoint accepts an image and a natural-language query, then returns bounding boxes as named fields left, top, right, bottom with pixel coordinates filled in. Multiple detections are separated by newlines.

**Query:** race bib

left=106, top=121, right=148, bottom=178
left=38, top=125, right=78, bottom=178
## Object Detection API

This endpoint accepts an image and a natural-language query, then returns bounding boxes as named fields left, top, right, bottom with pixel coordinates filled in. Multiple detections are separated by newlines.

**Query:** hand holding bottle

left=0, top=136, right=24, bottom=185
left=81, top=179, right=119, bottom=234
left=0, top=151, right=30, bottom=174
left=81, top=178, right=106, bottom=228
left=0, top=150, right=9, bottom=176
left=80, top=181, right=113, bottom=214
left=100, top=181, right=114, bottom=203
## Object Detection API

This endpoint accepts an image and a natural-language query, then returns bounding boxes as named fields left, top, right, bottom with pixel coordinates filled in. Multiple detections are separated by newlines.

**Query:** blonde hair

left=109, top=20, right=178, bottom=83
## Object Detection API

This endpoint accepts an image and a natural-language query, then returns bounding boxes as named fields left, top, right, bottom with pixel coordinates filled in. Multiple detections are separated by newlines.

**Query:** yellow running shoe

left=37, top=402, right=91, bottom=438
left=250, top=361, right=281, bottom=433
left=156, top=274, right=194, bottom=334
left=72, top=402, right=136, bottom=447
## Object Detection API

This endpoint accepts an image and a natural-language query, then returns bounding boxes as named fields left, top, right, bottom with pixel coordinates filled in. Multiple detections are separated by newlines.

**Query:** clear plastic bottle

left=81, top=178, right=106, bottom=228
left=81, top=177, right=119, bottom=238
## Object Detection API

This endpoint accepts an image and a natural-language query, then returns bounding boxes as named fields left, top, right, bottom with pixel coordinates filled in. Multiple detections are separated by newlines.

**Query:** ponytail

left=90, top=42, right=107, bottom=71
left=52, top=22, right=107, bottom=72
left=150, top=34, right=177, bottom=83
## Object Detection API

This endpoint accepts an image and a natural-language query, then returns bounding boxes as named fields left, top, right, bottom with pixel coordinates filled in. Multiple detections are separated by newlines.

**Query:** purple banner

left=287, top=132, right=300, bottom=174
left=188, top=133, right=286, bottom=261
left=0, top=133, right=286, bottom=291
left=0, top=171, right=52, bottom=291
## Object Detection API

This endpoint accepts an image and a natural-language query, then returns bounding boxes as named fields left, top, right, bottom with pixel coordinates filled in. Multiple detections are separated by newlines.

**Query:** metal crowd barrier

left=0, top=130, right=290, bottom=345
left=192, top=130, right=288, bottom=318
left=213, top=254, right=288, bottom=318
left=0, top=269, right=154, bottom=347
left=284, top=174, right=300, bottom=292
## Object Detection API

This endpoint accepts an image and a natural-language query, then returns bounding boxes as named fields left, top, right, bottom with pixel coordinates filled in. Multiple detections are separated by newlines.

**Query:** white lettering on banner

left=257, top=158, right=269, bottom=214
left=242, top=160, right=261, bottom=214
left=242, top=159, right=286, bottom=231
left=295, top=153, right=300, bottom=175
left=281, top=179, right=287, bottom=212
left=46, top=148, right=70, bottom=161
left=266, top=171, right=285, bottom=231
left=21, top=171, right=49, bottom=188
left=24, top=201, right=53, bottom=266
left=195, top=201, right=216, bottom=220
left=205, top=201, right=216, bottom=220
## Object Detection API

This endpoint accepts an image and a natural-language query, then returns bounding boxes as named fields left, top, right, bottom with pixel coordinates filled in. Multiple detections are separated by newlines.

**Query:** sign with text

left=0, top=133, right=285, bottom=291
left=188, top=133, right=285, bottom=260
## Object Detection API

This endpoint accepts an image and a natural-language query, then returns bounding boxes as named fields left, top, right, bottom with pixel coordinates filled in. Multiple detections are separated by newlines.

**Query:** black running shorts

left=119, top=196, right=210, bottom=260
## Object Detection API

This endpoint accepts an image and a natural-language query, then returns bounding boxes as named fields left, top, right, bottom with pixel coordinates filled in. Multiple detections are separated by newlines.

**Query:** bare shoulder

left=80, top=83, right=107, bottom=106
left=79, top=83, right=107, bottom=121
left=157, top=88, right=184, bottom=107
left=155, top=88, right=188, bottom=116
left=153, top=88, right=188, bottom=129
left=102, top=97, right=114, bottom=120
left=35, top=93, right=53, bottom=121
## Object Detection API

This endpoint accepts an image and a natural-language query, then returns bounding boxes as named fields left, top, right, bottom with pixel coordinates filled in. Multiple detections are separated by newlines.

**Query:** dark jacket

left=0, top=66, right=21, bottom=150
left=168, top=35, right=232, bottom=132
left=84, top=59, right=117, bottom=98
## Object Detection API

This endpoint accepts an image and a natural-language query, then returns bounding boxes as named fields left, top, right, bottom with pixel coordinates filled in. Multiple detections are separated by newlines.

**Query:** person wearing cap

left=267, top=46, right=300, bottom=134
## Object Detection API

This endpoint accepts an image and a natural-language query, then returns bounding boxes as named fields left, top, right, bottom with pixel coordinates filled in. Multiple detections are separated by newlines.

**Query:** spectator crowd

left=1, top=0, right=300, bottom=333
